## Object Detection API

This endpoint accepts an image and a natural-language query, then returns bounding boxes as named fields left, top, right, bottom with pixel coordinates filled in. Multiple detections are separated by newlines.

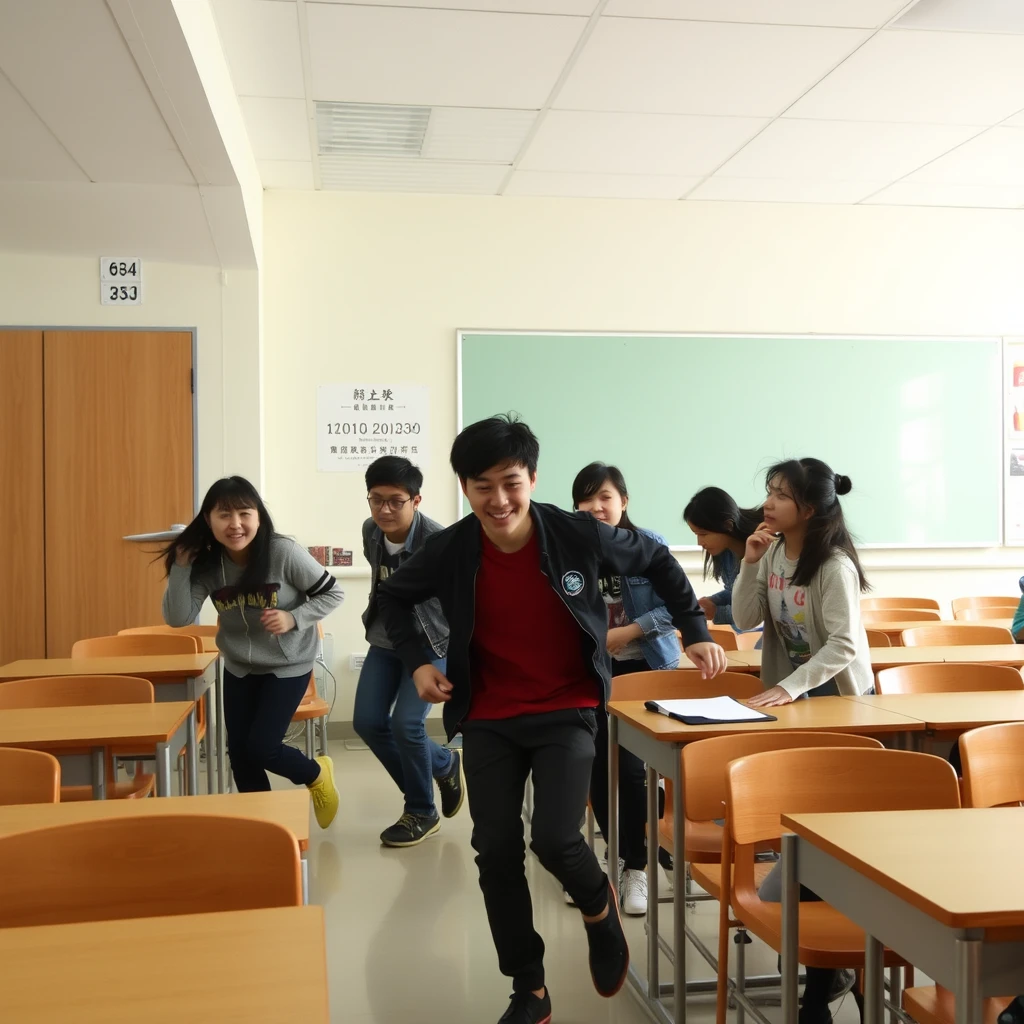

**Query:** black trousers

left=462, top=707, right=609, bottom=993
left=223, top=669, right=320, bottom=791
left=590, top=658, right=651, bottom=870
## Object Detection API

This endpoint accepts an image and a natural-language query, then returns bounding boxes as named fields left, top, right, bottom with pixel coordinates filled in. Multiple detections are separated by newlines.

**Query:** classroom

left=2, top=1, right=1024, bottom=1023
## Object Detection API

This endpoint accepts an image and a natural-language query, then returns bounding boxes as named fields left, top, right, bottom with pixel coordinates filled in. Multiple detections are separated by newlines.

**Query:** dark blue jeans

left=353, top=645, right=452, bottom=817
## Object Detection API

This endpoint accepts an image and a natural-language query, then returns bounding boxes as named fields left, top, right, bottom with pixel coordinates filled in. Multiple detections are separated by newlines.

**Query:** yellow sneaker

left=308, top=755, right=339, bottom=829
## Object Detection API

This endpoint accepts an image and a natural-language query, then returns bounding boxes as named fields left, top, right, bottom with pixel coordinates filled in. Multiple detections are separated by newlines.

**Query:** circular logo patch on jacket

left=561, top=570, right=585, bottom=596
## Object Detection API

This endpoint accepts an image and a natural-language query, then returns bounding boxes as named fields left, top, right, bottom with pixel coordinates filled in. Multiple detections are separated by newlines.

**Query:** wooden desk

left=0, top=653, right=218, bottom=797
left=0, top=702, right=192, bottom=798
left=0, top=790, right=312, bottom=900
left=844, top=690, right=1024, bottom=731
left=677, top=650, right=760, bottom=673
left=868, top=619, right=1014, bottom=644
left=605, top=696, right=925, bottom=1024
left=779, top=810, right=1024, bottom=1024
left=0, top=905, right=330, bottom=1023
left=696, top=646, right=1024, bottom=674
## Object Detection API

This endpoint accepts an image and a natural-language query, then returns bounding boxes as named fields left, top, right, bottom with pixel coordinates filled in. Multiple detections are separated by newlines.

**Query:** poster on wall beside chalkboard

left=317, top=383, right=429, bottom=473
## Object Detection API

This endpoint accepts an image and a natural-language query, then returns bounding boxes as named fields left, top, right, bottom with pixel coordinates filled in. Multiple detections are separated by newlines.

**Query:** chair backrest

left=861, top=597, right=940, bottom=611
left=0, top=675, right=154, bottom=709
left=735, top=631, right=761, bottom=651
left=864, top=629, right=892, bottom=648
left=72, top=633, right=199, bottom=657
left=875, top=663, right=1024, bottom=695
left=951, top=596, right=1020, bottom=616
left=609, top=670, right=763, bottom=703
left=862, top=608, right=941, bottom=625
left=901, top=624, right=1015, bottom=647
left=0, top=815, right=302, bottom=927
left=960, top=723, right=1024, bottom=807
left=725, top=748, right=960, bottom=901
left=707, top=627, right=738, bottom=651
left=119, top=624, right=218, bottom=639
left=682, top=732, right=883, bottom=823
left=0, top=748, right=60, bottom=805
left=955, top=607, right=1016, bottom=623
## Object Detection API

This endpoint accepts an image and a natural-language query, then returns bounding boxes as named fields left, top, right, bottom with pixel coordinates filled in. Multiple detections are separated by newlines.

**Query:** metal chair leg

left=304, top=720, right=314, bottom=760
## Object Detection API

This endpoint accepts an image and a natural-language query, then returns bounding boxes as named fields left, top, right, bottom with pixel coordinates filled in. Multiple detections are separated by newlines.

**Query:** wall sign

left=100, top=256, right=142, bottom=305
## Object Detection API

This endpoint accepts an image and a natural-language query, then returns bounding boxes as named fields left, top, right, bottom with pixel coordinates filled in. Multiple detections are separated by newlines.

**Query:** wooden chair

left=861, top=597, right=940, bottom=611
left=0, top=814, right=302, bottom=927
left=716, top=747, right=960, bottom=1024
left=902, top=985, right=1011, bottom=1024
left=735, top=631, right=761, bottom=651
left=292, top=672, right=330, bottom=758
left=954, top=607, right=1016, bottom=624
left=901, top=624, right=1015, bottom=647
left=862, top=608, right=941, bottom=625
left=0, top=748, right=60, bottom=805
left=708, top=626, right=738, bottom=651
left=952, top=596, right=1020, bottom=617
left=960, top=722, right=1024, bottom=808
left=119, top=624, right=218, bottom=639
left=0, top=676, right=155, bottom=800
left=875, top=663, right=1024, bottom=696
left=865, top=629, right=892, bottom=648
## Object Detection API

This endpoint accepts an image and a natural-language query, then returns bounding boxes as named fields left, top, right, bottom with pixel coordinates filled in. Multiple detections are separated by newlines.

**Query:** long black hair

left=765, top=458, right=869, bottom=592
left=683, top=486, right=763, bottom=582
left=162, top=476, right=278, bottom=593
left=571, top=463, right=637, bottom=532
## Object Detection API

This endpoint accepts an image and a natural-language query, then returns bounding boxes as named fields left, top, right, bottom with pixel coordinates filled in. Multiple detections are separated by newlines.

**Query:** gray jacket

left=362, top=511, right=449, bottom=658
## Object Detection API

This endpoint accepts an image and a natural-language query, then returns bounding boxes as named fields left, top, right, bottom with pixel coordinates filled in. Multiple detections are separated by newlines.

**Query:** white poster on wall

left=317, top=383, right=429, bottom=473
left=1006, top=341, right=1024, bottom=543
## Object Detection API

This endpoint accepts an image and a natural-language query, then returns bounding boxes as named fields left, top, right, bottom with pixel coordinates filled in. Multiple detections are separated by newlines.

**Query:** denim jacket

left=618, top=528, right=682, bottom=671
left=362, top=511, right=449, bottom=658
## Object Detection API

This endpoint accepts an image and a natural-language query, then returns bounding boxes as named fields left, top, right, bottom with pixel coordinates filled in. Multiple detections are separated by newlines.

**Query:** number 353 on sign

left=100, top=257, right=143, bottom=305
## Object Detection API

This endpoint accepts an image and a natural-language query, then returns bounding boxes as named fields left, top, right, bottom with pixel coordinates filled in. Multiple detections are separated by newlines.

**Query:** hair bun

left=834, top=473, right=852, bottom=496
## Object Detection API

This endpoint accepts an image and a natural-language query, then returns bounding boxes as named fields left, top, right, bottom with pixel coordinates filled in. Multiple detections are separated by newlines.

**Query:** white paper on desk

left=647, top=697, right=772, bottom=722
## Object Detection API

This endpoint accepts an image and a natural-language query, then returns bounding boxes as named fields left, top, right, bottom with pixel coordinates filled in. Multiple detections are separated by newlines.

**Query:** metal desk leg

left=155, top=741, right=173, bottom=797
left=647, top=765, right=661, bottom=1003
left=865, top=934, right=885, bottom=1024
left=91, top=748, right=106, bottom=800
left=205, top=679, right=216, bottom=795
left=608, top=713, right=620, bottom=898
left=781, top=833, right=800, bottom=1024
left=954, top=938, right=982, bottom=1024
left=217, top=658, right=230, bottom=793
left=185, top=686, right=199, bottom=796
left=672, top=753, right=686, bottom=1024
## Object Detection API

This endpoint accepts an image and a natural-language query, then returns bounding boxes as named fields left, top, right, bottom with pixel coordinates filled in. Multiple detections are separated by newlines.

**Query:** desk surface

left=782, top=809, right=1024, bottom=933
left=844, top=690, right=1024, bottom=729
left=0, top=790, right=310, bottom=849
left=685, top=647, right=1024, bottom=671
left=0, top=702, right=193, bottom=748
left=0, top=653, right=218, bottom=681
left=608, top=695, right=924, bottom=742
left=870, top=618, right=1013, bottom=636
left=0, top=905, right=330, bottom=1023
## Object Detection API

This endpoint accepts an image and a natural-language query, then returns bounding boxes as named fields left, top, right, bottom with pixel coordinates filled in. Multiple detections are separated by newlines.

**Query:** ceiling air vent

left=315, top=101, right=430, bottom=157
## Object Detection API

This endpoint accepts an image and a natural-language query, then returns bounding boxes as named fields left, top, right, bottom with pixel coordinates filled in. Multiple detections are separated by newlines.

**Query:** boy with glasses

left=354, top=456, right=462, bottom=847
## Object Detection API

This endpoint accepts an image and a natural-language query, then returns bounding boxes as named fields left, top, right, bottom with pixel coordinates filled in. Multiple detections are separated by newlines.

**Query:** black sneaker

left=827, top=968, right=856, bottom=1004
left=584, top=880, right=630, bottom=997
left=380, top=812, right=440, bottom=848
left=497, top=989, right=551, bottom=1024
left=437, top=749, right=465, bottom=819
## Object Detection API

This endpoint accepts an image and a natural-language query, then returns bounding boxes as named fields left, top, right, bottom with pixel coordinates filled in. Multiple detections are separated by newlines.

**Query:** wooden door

left=44, top=331, right=193, bottom=656
left=0, top=330, right=46, bottom=663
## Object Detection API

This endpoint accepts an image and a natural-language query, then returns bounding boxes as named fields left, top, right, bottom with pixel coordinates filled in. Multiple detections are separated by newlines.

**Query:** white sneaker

left=621, top=868, right=648, bottom=916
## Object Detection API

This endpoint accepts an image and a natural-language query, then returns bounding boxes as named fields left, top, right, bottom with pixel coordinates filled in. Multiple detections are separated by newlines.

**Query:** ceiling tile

left=422, top=107, right=537, bottom=162
left=306, top=4, right=586, bottom=108
left=556, top=19, right=866, bottom=117
left=1003, top=110, right=1024, bottom=127
left=212, top=0, right=305, bottom=99
left=311, top=0, right=599, bottom=11
left=893, top=0, right=1024, bottom=34
left=903, top=127, right=1024, bottom=185
left=318, top=156, right=508, bottom=194
left=603, top=0, right=909, bottom=28
left=504, top=170, right=699, bottom=198
left=0, top=72, right=88, bottom=182
left=239, top=96, right=311, bottom=161
left=688, top=177, right=882, bottom=203
left=863, top=182, right=1024, bottom=208
left=519, top=110, right=767, bottom=175
left=788, top=29, right=1024, bottom=124
left=718, top=119, right=979, bottom=181
left=257, top=159, right=315, bottom=189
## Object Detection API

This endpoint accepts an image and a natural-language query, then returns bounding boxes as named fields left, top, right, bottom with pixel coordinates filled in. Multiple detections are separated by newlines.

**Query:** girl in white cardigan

left=734, top=457, right=872, bottom=708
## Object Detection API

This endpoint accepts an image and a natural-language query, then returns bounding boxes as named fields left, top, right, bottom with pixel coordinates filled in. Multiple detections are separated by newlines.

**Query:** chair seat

left=904, top=986, right=1011, bottom=1024
left=60, top=775, right=156, bottom=802
left=733, top=893, right=911, bottom=968
left=292, top=698, right=329, bottom=723
left=689, top=860, right=775, bottom=901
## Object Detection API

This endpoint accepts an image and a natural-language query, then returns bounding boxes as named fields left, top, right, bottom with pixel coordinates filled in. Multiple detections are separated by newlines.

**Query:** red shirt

left=468, top=528, right=600, bottom=720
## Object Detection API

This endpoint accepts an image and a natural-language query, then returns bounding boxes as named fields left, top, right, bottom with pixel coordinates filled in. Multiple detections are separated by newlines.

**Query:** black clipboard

left=643, top=697, right=778, bottom=726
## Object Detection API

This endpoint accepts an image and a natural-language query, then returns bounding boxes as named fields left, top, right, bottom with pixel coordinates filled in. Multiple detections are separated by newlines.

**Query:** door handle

left=123, top=524, right=187, bottom=542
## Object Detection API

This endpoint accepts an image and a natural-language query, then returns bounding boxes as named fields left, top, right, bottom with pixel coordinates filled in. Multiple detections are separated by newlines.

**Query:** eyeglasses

left=367, top=496, right=411, bottom=512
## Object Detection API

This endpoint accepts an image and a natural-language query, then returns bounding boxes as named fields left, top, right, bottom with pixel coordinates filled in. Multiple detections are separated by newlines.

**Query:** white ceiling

left=212, top=0, right=1024, bottom=208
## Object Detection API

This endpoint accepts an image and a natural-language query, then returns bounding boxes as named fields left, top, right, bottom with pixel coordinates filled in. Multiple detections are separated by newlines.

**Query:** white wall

left=262, top=193, right=1024, bottom=723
